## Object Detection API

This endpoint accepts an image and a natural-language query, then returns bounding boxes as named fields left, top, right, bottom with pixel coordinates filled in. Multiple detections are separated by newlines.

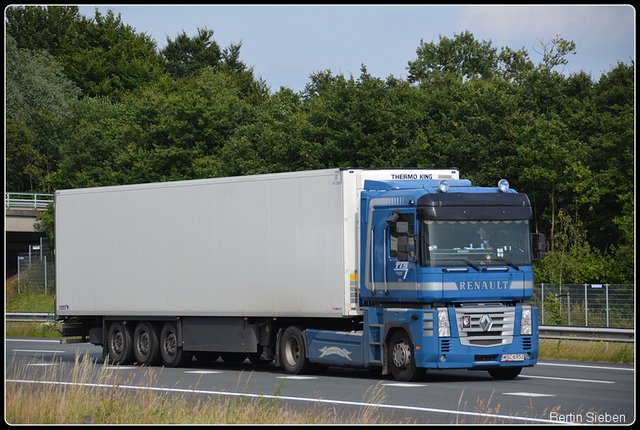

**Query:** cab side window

left=389, top=214, right=415, bottom=259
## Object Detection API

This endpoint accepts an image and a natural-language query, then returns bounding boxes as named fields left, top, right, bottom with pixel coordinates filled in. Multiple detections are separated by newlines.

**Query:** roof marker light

left=438, top=179, right=450, bottom=193
left=498, top=179, right=509, bottom=192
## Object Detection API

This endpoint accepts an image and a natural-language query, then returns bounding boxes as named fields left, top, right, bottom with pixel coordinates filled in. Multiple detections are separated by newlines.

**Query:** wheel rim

left=392, top=340, right=411, bottom=369
left=284, top=336, right=301, bottom=367
left=111, top=330, right=124, bottom=356
left=137, top=330, right=150, bottom=356
left=164, top=330, right=177, bottom=358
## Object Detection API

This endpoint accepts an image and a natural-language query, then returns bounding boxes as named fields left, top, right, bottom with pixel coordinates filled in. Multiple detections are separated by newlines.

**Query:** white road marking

left=520, top=375, right=615, bottom=384
left=12, top=349, right=65, bottom=354
left=503, top=392, right=556, bottom=397
left=383, top=383, right=427, bottom=387
left=276, top=376, right=319, bottom=380
left=27, top=363, right=60, bottom=366
left=184, top=370, right=224, bottom=374
left=100, top=366, right=139, bottom=370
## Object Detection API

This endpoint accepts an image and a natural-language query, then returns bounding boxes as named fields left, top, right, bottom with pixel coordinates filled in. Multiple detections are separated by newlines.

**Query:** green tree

left=496, top=46, right=535, bottom=81
left=47, top=97, right=127, bottom=190
left=115, top=68, right=252, bottom=183
left=62, top=9, right=164, bottom=101
left=407, top=31, right=498, bottom=84
left=533, top=34, right=577, bottom=72
left=162, top=29, right=269, bottom=103
left=6, top=34, right=80, bottom=193
left=218, top=88, right=311, bottom=176
left=6, top=34, right=80, bottom=123
left=7, top=6, right=164, bottom=102
left=217, top=42, right=270, bottom=105
left=5, top=5, right=84, bottom=57
left=534, top=209, right=607, bottom=284
left=301, top=66, right=433, bottom=169
left=161, top=27, right=222, bottom=80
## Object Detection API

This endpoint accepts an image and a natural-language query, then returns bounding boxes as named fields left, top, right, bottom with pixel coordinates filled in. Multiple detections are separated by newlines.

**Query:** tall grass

left=6, top=352, right=412, bottom=424
left=538, top=339, right=634, bottom=364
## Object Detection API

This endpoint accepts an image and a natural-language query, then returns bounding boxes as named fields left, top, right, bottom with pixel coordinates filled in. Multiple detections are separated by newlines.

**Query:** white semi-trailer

left=56, top=168, right=540, bottom=381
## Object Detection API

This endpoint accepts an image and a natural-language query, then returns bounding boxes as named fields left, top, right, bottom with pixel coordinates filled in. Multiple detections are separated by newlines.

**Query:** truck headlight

left=437, top=308, right=451, bottom=337
left=521, top=306, right=532, bottom=335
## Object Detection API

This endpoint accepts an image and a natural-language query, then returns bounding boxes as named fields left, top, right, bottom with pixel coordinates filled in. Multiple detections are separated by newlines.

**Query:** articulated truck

left=56, top=168, right=541, bottom=381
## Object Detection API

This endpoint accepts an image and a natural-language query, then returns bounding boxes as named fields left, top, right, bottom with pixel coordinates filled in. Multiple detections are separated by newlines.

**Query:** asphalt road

left=6, top=338, right=635, bottom=424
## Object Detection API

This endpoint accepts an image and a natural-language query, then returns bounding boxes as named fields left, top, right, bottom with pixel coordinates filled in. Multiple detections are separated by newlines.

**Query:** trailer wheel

left=159, top=322, right=190, bottom=367
left=133, top=322, right=160, bottom=366
left=488, top=367, right=522, bottom=380
left=280, top=326, right=312, bottom=375
left=107, top=322, right=134, bottom=365
left=388, top=330, right=423, bottom=382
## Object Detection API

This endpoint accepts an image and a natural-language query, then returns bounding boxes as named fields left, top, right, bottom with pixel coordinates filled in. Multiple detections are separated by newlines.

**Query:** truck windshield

left=420, top=219, right=532, bottom=268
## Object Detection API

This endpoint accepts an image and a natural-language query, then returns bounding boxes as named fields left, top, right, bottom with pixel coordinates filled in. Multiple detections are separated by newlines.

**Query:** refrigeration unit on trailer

left=56, top=168, right=541, bottom=381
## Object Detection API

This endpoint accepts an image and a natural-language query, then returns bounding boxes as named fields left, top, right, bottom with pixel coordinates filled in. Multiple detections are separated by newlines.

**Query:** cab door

left=368, top=209, right=417, bottom=300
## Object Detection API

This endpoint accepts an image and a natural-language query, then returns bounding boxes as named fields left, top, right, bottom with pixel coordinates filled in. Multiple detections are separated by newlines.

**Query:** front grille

left=455, top=306, right=515, bottom=347
left=522, top=337, right=532, bottom=350
left=440, top=339, right=451, bottom=352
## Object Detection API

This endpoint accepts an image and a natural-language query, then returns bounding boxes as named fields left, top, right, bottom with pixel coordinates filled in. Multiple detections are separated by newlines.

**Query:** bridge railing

left=6, top=192, right=54, bottom=209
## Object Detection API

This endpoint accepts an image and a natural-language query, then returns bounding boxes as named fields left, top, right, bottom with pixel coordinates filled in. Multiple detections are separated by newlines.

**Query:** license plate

left=501, top=353, right=526, bottom=362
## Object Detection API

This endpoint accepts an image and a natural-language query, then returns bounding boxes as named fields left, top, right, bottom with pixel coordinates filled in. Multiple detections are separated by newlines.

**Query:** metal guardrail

left=539, top=325, right=635, bottom=343
left=6, top=312, right=55, bottom=322
left=6, top=192, right=54, bottom=209
left=5, top=313, right=635, bottom=343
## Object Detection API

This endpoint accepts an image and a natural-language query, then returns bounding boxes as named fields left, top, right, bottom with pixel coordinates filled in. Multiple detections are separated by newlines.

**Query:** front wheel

left=280, top=326, right=313, bottom=375
left=388, top=330, right=424, bottom=382
left=159, top=322, right=191, bottom=367
left=488, top=367, right=522, bottom=380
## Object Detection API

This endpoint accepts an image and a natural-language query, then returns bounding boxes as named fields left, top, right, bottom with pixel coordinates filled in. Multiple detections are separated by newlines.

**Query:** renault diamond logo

left=479, top=314, right=493, bottom=332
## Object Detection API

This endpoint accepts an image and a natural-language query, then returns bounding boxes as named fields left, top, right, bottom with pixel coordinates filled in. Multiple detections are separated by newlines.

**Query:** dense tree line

left=5, top=6, right=634, bottom=284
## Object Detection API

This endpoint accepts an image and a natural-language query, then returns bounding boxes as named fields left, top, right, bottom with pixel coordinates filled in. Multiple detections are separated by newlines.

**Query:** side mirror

left=397, top=221, right=410, bottom=261
left=531, top=233, right=546, bottom=260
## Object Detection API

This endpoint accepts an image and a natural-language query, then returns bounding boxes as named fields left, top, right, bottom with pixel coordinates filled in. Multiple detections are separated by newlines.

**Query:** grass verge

left=538, top=338, right=633, bottom=364
left=6, top=353, right=412, bottom=424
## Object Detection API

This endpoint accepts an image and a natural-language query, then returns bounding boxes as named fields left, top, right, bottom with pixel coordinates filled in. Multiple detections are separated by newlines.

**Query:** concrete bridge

left=6, top=193, right=53, bottom=279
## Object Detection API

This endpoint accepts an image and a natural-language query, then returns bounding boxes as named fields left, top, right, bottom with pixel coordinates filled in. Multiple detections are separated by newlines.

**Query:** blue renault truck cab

left=305, top=175, right=539, bottom=381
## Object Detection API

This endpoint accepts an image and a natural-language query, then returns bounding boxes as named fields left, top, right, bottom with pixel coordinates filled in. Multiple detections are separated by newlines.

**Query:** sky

left=77, top=5, right=635, bottom=93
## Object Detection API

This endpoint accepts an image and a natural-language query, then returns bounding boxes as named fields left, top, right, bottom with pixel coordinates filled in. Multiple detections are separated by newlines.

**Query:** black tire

left=133, top=321, right=160, bottom=366
left=107, top=321, right=134, bottom=365
left=388, top=330, right=423, bottom=382
left=159, top=322, right=191, bottom=367
left=280, top=326, right=313, bottom=375
left=488, top=367, right=522, bottom=380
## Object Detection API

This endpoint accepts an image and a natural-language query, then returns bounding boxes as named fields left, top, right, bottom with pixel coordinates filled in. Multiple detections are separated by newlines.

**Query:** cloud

left=458, top=5, right=633, bottom=43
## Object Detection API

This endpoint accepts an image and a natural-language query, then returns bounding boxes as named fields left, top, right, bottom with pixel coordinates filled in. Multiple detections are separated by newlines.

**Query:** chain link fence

left=16, top=244, right=55, bottom=294
left=528, top=283, right=635, bottom=328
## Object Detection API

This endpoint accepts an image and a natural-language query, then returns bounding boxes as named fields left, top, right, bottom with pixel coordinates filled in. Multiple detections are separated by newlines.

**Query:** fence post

left=605, top=283, right=609, bottom=327
left=540, top=283, right=545, bottom=325
left=44, top=255, right=48, bottom=295
left=567, top=291, right=571, bottom=326
left=584, top=283, right=588, bottom=327
left=17, top=255, right=21, bottom=294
